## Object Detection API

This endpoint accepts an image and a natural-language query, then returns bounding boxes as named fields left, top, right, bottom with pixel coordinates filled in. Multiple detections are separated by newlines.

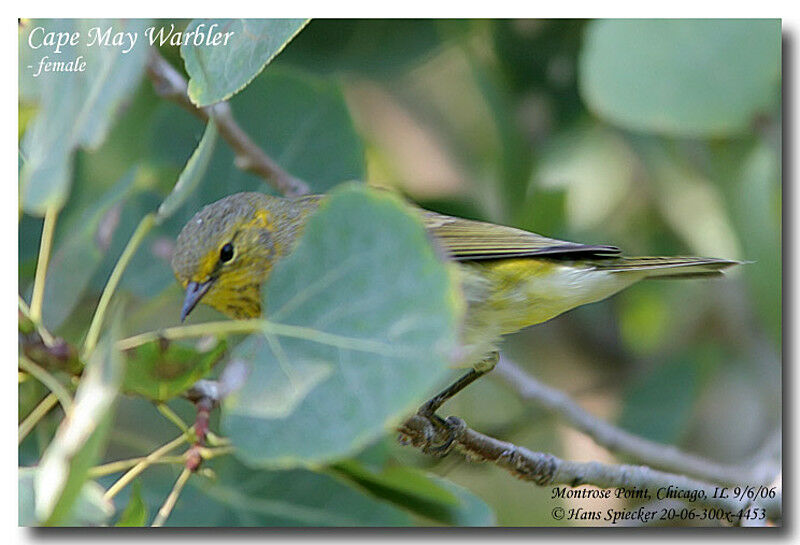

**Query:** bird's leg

left=414, top=352, right=499, bottom=455
left=418, top=368, right=487, bottom=417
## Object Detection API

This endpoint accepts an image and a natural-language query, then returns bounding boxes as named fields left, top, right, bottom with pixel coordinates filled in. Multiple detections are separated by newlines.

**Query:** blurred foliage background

left=19, top=19, right=781, bottom=526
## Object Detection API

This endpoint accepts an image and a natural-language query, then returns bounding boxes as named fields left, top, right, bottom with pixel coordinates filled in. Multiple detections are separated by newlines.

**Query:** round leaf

left=181, top=19, right=309, bottom=107
left=579, top=19, right=780, bottom=137
left=228, top=66, right=365, bottom=192
left=223, top=184, right=461, bottom=467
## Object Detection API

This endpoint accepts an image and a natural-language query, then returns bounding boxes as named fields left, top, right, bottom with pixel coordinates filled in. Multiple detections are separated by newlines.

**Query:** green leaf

left=331, top=460, right=494, bottom=526
left=157, top=120, right=218, bottom=222
left=34, top=319, right=123, bottom=525
left=121, top=338, right=227, bottom=401
left=227, top=66, right=365, bottom=193
left=223, top=184, right=461, bottom=467
left=42, top=169, right=137, bottom=331
left=20, top=468, right=113, bottom=527
left=161, top=458, right=412, bottom=526
left=181, top=19, right=309, bottom=107
left=579, top=19, right=780, bottom=137
left=19, top=19, right=150, bottom=215
left=226, top=334, right=332, bottom=419
left=115, top=481, right=147, bottom=526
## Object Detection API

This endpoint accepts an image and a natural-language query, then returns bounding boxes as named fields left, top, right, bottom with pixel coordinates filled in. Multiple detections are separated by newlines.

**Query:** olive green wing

left=421, top=210, right=621, bottom=261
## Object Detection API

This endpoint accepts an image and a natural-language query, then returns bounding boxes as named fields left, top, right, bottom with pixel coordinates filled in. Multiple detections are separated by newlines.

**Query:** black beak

left=181, top=280, right=213, bottom=322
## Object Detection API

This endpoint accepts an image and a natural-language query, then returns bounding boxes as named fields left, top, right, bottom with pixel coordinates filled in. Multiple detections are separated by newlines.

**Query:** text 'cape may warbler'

left=172, top=190, right=739, bottom=447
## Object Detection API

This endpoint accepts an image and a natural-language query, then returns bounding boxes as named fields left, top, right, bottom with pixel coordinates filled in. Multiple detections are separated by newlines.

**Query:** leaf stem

left=206, top=432, right=231, bottom=447
left=103, top=432, right=188, bottom=501
left=89, top=444, right=231, bottom=480
left=199, top=445, right=235, bottom=458
left=30, top=204, right=59, bottom=324
left=117, top=320, right=261, bottom=350
left=152, top=467, right=192, bottom=527
left=18, top=356, right=73, bottom=413
left=88, top=455, right=186, bottom=478
left=18, top=393, right=58, bottom=444
left=156, top=403, right=189, bottom=433
left=116, top=319, right=395, bottom=355
left=18, top=295, right=30, bottom=318
left=19, top=295, right=55, bottom=346
left=83, top=213, right=156, bottom=359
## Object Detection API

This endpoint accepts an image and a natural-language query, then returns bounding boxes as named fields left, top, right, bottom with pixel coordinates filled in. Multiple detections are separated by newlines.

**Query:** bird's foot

left=424, top=415, right=467, bottom=456
left=398, top=409, right=466, bottom=457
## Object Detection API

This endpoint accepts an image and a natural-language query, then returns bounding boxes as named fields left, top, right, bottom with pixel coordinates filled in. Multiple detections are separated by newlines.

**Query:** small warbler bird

left=172, top=191, right=738, bottom=448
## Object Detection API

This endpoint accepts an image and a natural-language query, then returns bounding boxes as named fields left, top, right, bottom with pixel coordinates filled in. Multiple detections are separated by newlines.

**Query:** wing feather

left=421, top=210, right=620, bottom=261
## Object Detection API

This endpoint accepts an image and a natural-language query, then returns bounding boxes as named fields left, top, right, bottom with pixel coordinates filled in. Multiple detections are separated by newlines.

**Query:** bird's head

left=171, top=192, right=285, bottom=321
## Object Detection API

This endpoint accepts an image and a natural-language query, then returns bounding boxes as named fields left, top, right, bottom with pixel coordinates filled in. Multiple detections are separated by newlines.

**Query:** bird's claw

left=403, top=411, right=466, bottom=457
left=424, top=415, right=466, bottom=456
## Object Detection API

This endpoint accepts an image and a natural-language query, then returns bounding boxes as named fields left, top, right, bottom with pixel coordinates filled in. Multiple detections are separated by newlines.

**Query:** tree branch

left=145, top=51, right=310, bottom=198
left=494, top=357, right=780, bottom=488
left=397, top=414, right=781, bottom=523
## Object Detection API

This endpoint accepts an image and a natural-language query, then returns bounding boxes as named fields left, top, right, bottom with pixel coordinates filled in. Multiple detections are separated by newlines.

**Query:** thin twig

left=116, top=319, right=393, bottom=355
left=494, top=357, right=779, bottom=487
left=18, top=356, right=73, bottom=413
left=397, top=414, right=782, bottom=522
left=83, top=213, right=156, bottom=359
left=18, top=294, right=30, bottom=314
left=145, top=51, right=309, bottom=198
left=30, top=204, right=59, bottom=325
left=116, top=320, right=262, bottom=350
left=18, top=393, right=58, bottom=444
left=156, top=403, right=189, bottom=434
left=104, top=433, right=189, bottom=501
left=89, top=455, right=186, bottom=478
left=152, top=467, right=192, bottom=527
left=19, top=295, right=55, bottom=346
left=198, top=446, right=235, bottom=459
left=206, top=432, right=231, bottom=447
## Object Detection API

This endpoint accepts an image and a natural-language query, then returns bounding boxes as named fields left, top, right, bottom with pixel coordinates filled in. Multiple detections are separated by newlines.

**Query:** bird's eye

left=219, top=242, right=234, bottom=263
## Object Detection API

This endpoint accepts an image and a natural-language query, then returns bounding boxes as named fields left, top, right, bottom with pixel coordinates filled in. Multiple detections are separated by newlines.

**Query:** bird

left=172, top=191, right=739, bottom=451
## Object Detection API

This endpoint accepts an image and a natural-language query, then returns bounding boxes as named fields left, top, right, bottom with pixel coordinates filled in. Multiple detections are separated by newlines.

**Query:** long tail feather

left=595, top=256, right=740, bottom=278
